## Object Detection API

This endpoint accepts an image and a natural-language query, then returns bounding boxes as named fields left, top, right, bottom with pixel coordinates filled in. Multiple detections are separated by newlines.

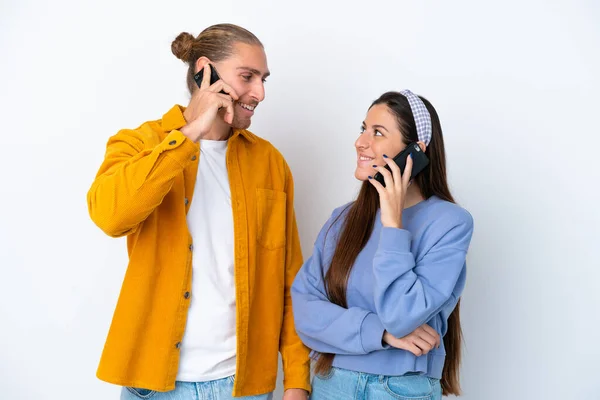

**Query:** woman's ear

left=417, top=141, right=426, bottom=152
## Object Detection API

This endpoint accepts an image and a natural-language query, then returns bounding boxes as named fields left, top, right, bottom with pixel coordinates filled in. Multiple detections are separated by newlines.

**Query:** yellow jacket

left=87, top=105, right=311, bottom=396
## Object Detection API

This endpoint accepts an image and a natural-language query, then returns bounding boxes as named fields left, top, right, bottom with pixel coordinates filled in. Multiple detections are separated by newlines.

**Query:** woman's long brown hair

left=314, top=92, right=463, bottom=396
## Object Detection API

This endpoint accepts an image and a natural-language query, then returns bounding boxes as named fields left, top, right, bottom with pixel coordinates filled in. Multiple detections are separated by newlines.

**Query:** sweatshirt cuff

left=360, top=312, right=386, bottom=353
left=379, top=227, right=412, bottom=253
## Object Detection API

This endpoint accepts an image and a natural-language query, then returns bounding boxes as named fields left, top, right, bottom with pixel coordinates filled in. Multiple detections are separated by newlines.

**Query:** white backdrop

left=1, top=0, right=599, bottom=399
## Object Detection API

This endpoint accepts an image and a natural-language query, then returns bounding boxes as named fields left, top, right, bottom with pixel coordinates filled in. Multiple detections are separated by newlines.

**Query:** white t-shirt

left=176, top=139, right=237, bottom=382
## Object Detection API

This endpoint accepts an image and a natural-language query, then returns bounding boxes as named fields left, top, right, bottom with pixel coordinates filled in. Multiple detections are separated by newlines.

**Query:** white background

left=1, top=0, right=599, bottom=399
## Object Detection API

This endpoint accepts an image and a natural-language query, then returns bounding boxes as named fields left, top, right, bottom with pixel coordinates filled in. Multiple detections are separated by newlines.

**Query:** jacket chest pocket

left=256, top=188, right=287, bottom=250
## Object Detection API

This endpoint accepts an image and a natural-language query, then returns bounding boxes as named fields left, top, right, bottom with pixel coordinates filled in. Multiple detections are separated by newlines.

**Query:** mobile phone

left=374, top=142, right=429, bottom=186
left=193, top=64, right=226, bottom=94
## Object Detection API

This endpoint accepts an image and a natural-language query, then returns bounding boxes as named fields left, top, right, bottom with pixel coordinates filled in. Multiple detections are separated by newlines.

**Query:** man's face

left=211, top=43, right=270, bottom=130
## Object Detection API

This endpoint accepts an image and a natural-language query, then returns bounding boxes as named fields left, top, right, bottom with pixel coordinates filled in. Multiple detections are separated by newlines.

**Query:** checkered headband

left=399, top=89, right=432, bottom=146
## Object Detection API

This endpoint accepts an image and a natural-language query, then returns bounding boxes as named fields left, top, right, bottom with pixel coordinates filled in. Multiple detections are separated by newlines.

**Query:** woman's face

left=354, top=104, right=406, bottom=181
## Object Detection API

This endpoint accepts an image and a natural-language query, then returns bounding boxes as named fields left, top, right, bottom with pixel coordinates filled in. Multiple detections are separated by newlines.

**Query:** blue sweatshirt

left=291, top=196, right=474, bottom=378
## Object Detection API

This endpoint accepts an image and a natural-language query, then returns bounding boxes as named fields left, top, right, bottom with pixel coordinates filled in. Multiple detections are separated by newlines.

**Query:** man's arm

left=278, top=162, right=311, bottom=395
left=87, top=122, right=197, bottom=237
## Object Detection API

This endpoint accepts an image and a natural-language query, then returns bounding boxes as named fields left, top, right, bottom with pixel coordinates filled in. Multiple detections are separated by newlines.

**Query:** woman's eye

left=374, top=129, right=383, bottom=136
left=242, top=75, right=252, bottom=81
left=360, top=126, right=365, bottom=133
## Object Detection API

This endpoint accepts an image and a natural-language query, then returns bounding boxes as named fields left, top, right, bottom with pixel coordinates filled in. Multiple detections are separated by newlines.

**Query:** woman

left=291, top=91, right=474, bottom=399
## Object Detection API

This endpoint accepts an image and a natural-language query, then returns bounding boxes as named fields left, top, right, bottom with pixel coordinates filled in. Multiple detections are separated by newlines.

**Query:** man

left=87, top=24, right=310, bottom=400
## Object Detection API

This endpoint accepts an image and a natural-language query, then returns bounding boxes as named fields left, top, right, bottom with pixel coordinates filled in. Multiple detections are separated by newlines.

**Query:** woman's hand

left=383, top=324, right=440, bottom=357
left=368, top=154, right=413, bottom=228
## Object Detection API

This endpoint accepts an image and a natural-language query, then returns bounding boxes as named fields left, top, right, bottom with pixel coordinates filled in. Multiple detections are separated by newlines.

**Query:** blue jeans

left=120, top=376, right=273, bottom=400
left=310, top=367, right=442, bottom=400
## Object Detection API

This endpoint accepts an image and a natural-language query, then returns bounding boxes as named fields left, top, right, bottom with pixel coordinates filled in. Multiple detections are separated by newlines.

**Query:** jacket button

left=189, top=244, right=193, bottom=251
left=175, top=342, right=181, bottom=349
left=191, top=155, right=197, bottom=161
left=169, top=140, right=177, bottom=145
left=184, top=291, right=190, bottom=299
left=184, top=198, right=189, bottom=206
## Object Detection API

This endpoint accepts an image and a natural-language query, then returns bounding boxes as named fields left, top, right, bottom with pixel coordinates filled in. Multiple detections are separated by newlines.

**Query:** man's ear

left=194, top=56, right=211, bottom=74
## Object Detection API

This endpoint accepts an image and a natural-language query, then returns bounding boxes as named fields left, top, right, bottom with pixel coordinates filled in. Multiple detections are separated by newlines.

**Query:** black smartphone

left=374, top=142, right=429, bottom=186
left=193, top=64, right=226, bottom=94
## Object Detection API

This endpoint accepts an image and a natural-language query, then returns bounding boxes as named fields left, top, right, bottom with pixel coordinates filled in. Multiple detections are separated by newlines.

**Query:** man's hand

left=283, top=388, right=309, bottom=400
left=180, top=63, right=239, bottom=142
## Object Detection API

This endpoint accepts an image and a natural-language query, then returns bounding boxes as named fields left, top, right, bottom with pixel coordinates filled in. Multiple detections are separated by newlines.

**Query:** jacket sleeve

left=278, top=163, right=312, bottom=393
left=87, top=122, right=197, bottom=237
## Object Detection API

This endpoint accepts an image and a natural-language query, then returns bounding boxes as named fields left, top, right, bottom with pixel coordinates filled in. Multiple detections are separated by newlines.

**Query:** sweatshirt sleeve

left=291, top=211, right=387, bottom=355
left=373, top=210, right=474, bottom=338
